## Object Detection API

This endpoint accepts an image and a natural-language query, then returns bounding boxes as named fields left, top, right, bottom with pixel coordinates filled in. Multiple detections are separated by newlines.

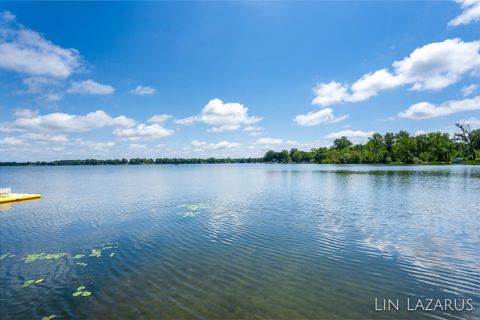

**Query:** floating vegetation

left=178, top=211, right=198, bottom=217
left=22, top=278, right=44, bottom=288
left=178, top=203, right=208, bottom=211
left=42, top=315, right=55, bottom=320
left=72, top=286, right=92, bottom=297
left=23, top=253, right=66, bottom=263
left=75, top=262, right=88, bottom=266
left=109, top=252, right=115, bottom=257
left=0, top=253, right=15, bottom=260
left=177, top=203, right=208, bottom=217
left=88, top=243, right=117, bottom=258
left=73, top=254, right=85, bottom=259
left=90, top=249, right=102, bottom=258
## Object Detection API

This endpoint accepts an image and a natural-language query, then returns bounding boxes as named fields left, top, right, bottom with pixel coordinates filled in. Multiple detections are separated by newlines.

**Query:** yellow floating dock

left=0, top=193, right=42, bottom=204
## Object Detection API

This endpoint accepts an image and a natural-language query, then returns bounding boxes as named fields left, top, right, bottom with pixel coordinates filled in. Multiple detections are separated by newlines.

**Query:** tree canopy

left=1, top=127, right=479, bottom=166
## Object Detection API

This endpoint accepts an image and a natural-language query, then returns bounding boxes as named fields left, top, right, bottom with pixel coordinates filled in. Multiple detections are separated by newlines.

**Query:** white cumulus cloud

left=113, top=124, right=173, bottom=140
left=67, top=79, right=114, bottom=95
left=0, top=109, right=135, bottom=132
left=254, top=138, right=283, bottom=145
left=21, top=133, right=69, bottom=142
left=148, top=114, right=173, bottom=123
left=462, top=84, right=478, bottom=96
left=0, top=11, right=81, bottom=78
left=294, top=108, right=348, bottom=126
left=190, top=140, right=239, bottom=150
left=449, top=0, right=480, bottom=26
left=398, top=96, right=480, bottom=120
left=326, top=130, right=374, bottom=140
left=312, top=39, right=480, bottom=106
left=130, top=85, right=156, bottom=95
left=458, top=117, right=480, bottom=127
left=0, top=136, right=23, bottom=145
left=175, top=98, right=262, bottom=132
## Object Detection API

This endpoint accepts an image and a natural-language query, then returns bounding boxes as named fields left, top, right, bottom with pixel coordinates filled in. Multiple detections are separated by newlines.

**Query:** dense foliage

left=264, top=125, right=480, bottom=164
left=0, top=158, right=264, bottom=166
left=1, top=124, right=479, bottom=166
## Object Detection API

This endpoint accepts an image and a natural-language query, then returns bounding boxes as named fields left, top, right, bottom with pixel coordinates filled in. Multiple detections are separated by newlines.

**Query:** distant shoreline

left=2, top=126, right=479, bottom=166
left=1, top=159, right=479, bottom=167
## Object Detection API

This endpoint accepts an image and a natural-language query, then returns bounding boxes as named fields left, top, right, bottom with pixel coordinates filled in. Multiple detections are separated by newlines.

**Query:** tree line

left=0, top=157, right=264, bottom=166
left=264, top=123, right=480, bottom=164
left=1, top=124, right=479, bottom=166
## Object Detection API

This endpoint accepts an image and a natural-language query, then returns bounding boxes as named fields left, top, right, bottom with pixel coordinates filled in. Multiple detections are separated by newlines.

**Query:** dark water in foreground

left=0, top=164, right=479, bottom=319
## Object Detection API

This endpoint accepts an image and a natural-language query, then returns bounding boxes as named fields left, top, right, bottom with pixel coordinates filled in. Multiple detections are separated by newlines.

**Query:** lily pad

left=0, top=253, right=15, bottom=260
left=187, top=203, right=208, bottom=211
left=179, top=211, right=198, bottom=217
left=23, top=253, right=46, bottom=263
left=23, top=252, right=66, bottom=263
left=90, top=249, right=102, bottom=258
left=177, top=203, right=208, bottom=217
left=73, top=285, right=92, bottom=297
left=22, top=280, right=35, bottom=288
left=22, top=279, right=43, bottom=288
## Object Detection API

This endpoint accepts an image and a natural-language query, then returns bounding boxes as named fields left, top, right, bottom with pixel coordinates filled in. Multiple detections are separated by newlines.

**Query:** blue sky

left=1, top=1, right=480, bottom=161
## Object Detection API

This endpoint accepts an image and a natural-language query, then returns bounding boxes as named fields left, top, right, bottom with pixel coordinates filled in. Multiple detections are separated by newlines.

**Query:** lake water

left=0, top=164, right=479, bottom=319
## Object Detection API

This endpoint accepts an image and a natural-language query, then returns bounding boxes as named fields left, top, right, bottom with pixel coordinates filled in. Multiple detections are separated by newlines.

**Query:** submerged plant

left=178, top=211, right=198, bottom=217
left=90, top=249, right=102, bottom=258
left=75, top=262, right=88, bottom=266
left=109, top=252, right=115, bottom=257
left=0, top=253, right=15, bottom=260
left=23, top=253, right=66, bottom=263
left=177, top=203, right=208, bottom=217
left=22, top=279, right=44, bottom=288
left=72, top=286, right=92, bottom=297
left=73, top=254, right=85, bottom=259
left=41, top=315, right=55, bottom=320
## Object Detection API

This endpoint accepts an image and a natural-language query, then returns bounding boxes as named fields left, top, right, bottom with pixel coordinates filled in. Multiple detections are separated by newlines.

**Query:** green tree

left=332, top=136, right=353, bottom=150
left=278, top=150, right=290, bottom=163
left=454, top=123, right=477, bottom=160
left=427, top=132, right=452, bottom=162
left=363, top=133, right=387, bottom=163
left=263, top=150, right=277, bottom=162
left=394, top=131, right=417, bottom=163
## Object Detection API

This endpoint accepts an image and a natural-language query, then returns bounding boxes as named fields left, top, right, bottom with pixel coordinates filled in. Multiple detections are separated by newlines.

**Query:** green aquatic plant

left=109, top=252, right=115, bottom=257
left=23, top=252, right=66, bottom=263
left=90, top=249, right=102, bottom=258
left=44, top=253, right=65, bottom=260
left=177, top=203, right=208, bottom=217
left=21, top=278, right=44, bottom=288
left=186, top=203, right=208, bottom=211
left=41, top=315, right=55, bottom=320
left=73, top=286, right=92, bottom=297
left=73, top=254, right=85, bottom=259
left=23, top=253, right=45, bottom=263
left=0, top=253, right=15, bottom=260
left=178, top=211, right=198, bottom=217
left=75, top=262, right=88, bottom=266
left=178, top=203, right=208, bottom=210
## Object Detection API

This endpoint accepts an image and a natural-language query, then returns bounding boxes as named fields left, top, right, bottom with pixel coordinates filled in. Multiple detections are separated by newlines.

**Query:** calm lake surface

left=0, top=164, right=479, bottom=319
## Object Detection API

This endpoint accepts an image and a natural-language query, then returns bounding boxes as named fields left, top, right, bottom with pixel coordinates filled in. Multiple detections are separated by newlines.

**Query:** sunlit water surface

left=0, top=164, right=479, bottom=319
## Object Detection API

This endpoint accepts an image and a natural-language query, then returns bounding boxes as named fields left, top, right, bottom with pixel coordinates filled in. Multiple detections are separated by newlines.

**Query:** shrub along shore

left=1, top=124, right=479, bottom=166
